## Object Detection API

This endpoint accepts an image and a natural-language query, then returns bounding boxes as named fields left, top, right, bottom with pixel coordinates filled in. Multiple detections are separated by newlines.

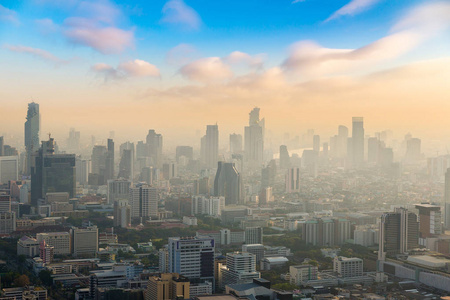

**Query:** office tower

left=0, top=156, right=19, bottom=184
left=259, top=187, right=273, bottom=205
left=337, top=125, right=348, bottom=158
left=39, top=240, right=54, bottom=264
left=333, top=256, right=363, bottom=278
left=176, top=146, right=194, bottom=163
left=368, top=137, right=380, bottom=163
left=244, top=108, right=264, bottom=167
left=0, top=194, right=11, bottom=213
left=322, top=142, right=329, bottom=158
left=107, top=179, right=131, bottom=205
left=279, top=145, right=290, bottom=169
left=415, top=204, right=441, bottom=241
left=75, top=156, right=91, bottom=185
left=290, top=264, right=318, bottom=285
left=0, top=211, right=16, bottom=234
left=214, top=162, right=241, bottom=205
left=145, top=273, right=190, bottom=300
left=24, top=102, right=40, bottom=175
left=0, top=136, right=3, bottom=156
left=242, top=244, right=265, bottom=263
left=163, top=163, right=177, bottom=180
left=140, top=167, right=154, bottom=185
left=379, top=148, right=394, bottom=168
left=91, top=145, right=107, bottom=184
left=146, top=130, right=163, bottom=168
left=36, top=232, right=71, bottom=255
left=352, top=117, right=364, bottom=166
left=285, top=167, right=300, bottom=193
left=261, top=160, right=276, bottom=189
left=129, top=183, right=158, bottom=221
left=17, top=236, right=40, bottom=257
left=445, top=168, right=450, bottom=229
left=118, top=149, right=134, bottom=180
left=168, top=237, right=215, bottom=285
left=30, top=137, right=76, bottom=206
left=220, top=252, right=260, bottom=288
left=229, top=134, right=243, bottom=154
left=378, top=208, right=419, bottom=260
left=313, top=135, right=320, bottom=152
left=406, top=138, right=421, bottom=162
left=245, top=227, right=263, bottom=244
left=67, top=128, right=80, bottom=152
left=73, top=226, right=98, bottom=257
left=114, top=199, right=131, bottom=228
left=105, top=138, right=115, bottom=181
left=136, top=141, right=148, bottom=158
left=201, top=125, right=219, bottom=169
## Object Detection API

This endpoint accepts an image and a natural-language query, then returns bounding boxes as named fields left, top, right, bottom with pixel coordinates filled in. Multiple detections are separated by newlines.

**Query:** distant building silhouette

left=214, top=161, right=241, bottom=205
left=24, top=102, right=40, bottom=175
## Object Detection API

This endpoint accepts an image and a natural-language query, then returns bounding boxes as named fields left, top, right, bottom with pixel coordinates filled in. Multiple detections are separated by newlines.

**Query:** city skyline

left=0, top=0, right=449, bottom=142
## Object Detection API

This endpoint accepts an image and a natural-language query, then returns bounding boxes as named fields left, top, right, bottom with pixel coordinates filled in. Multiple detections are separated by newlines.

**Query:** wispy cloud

left=92, top=59, right=160, bottom=81
left=284, top=1, right=450, bottom=78
left=179, top=57, right=232, bottom=83
left=5, top=45, right=69, bottom=65
left=325, top=0, right=380, bottom=22
left=35, top=18, right=59, bottom=35
left=161, top=0, right=201, bottom=30
left=291, top=0, right=306, bottom=4
left=0, top=4, right=19, bottom=25
left=223, top=51, right=266, bottom=70
left=166, top=43, right=198, bottom=66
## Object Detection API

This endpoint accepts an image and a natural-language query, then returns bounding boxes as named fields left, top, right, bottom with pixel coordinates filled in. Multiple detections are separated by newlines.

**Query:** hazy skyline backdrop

left=1, top=0, right=449, bottom=145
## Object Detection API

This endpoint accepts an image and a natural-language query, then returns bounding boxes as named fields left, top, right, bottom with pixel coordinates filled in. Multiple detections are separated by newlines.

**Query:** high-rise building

left=0, top=156, right=18, bottom=184
left=201, top=125, right=219, bottom=169
left=279, top=145, right=290, bottom=169
left=285, top=167, right=300, bottom=193
left=302, top=218, right=351, bottom=247
left=415, top=204, right=441, bottom=243
left=30, top=137, right=76, bottom=206
left=214, top=162, right=241, bottom=205
left=406, top=137, right=421, bottom=163
left=24, top=102, right=40, bottom=175
left=107, top=179, right=131, bottom=205
left=39, top=240, right=54, bottom=264
left=67, top=128, right=80, bottom=153
left=168, top=237, right=215, bottom=285
left=113, top=199, right=131, bottom=228
left=36, top=232, right=71, bottom=255
left=0, top=194, right=11, bottom=213
left=0, top=136, right=3, bottom=156
left=75, top=157, right=91, bottom=185
left=118, top=149, right=134, bottom=180
left=337, top=125, right=348, bottom=158
left=245, top=227, right=263, bottom=245
left=445, top=168, right=450, bottom=230
left=244, top=108, right=264, bottom=167
left=105, top=138, right=115, bottom=181
left=378, top=208, right=419, bottom=260
left=333, top=256, right=363, bottom=278
left=242, top=244, right=265, bottom=263
left=73, top=226, right=98, bottom=257
left=146, top=130, right=163, bottom=168
left=352, top=117, right=364, bottom=166
left=367, top=137, right=381, bottom=163
left=261, top=160, right=276, bottom=189
left=0, top=212, right=16, bottom=234
left=220, top=252, right=260, bottom=288
left=129, top=183, right=158, bottom=221
left=90, top=145, right=107, bottom=185
left=162, top=163, right=177, bottom=180
left=230, top=134, right=243, bottom=154
left=313, top=135, right=320, bottom=152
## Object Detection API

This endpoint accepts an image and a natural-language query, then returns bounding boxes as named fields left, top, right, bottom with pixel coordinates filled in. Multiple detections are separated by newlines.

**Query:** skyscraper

left=168, top=236, right=215, bottom=285
left=146, top=130, right=163, bottom=168
left=107, top=179, right=131, bottom=205
left=313, top=135, right=320, bottom=152
left=67, top=128, right=80, bottom=153
left=201, top=124, right=219, bottom=169
left=30, top=137, right=76, bottom=206
left=279, top=145, right=290, bottom=169
left=129, top=183, right=158, bottom=221
left=229, top=134, right=243, bottom=154
left=24, top=102, right=40, bottom=175
left=0, top=136, right=4, bottom=156
left=214, top=162, right=241, bottom=205
left=105, top=138, right=115, bottom=181
left=114, top=199, right=131, bottom=228
left=220, top=252, right=260, bottom=288
left=352, top=117, right=364, bottom=166
left=445, top=168, right=450, bottom=229
left=118, top=149, right=133, bottom=180
left=285, top=167, right=300, bottom=193
left=244, top=108, right=264, bottom=167
left=378, top=207, right=419, bottom=260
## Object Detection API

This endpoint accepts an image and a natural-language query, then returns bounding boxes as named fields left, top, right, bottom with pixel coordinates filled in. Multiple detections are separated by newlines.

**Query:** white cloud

left=179, top=57, right=233, bottom=83
left=161, top=0, right=201, bottom=30
left=166, top=43, right=198, bottom=66
left=284, top=1, right=450, bottom=78
left=291, top=0, right=306, bottom=3
left=325, top=0, right=380, bottom=22
left=0, top=4, right=19, bottom=25
left=35, top=18, right=59, bottom=34
left=223, top=51, right=265, bottom=69
left=5, top=45, right=68, bottom=64
left=92, top=59, right=160, bottom=81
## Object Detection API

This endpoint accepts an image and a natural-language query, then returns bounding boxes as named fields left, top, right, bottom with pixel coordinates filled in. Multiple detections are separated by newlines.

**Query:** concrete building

left=113, top=199, right=131, bottom=228
left=24, top=102, right=40, bottom=175
left=145, top=273, right=190, bottom=300
left=129, top=183, right=158, bottom=221
left=73, top=226, right=98, bottom=258
left=201, top=125, right=219, bottom=169
left=285, top=167, right=300, bottom=193
left=242, top=244, right=265, bottom=263
left=168, top=237, right=215, bottom=285
left=415, top=203, right=441, bottom=244
left=289, top=264, right=318, bottom=286
left=0, top=211, right=16, bottom=234
left=333, top=256, right=363, bottom=278
left=39, top=240, right=54, bottom=264
left=220, top=252, right=260, bottom=289
left=0, top=156, right=19, bottom=184
left=107, top=179, right=131, bottom=205
left=244, top=227, right=263, bottom=245
left=260, top=257, right=289, bottom=271
left=17, top=236, right=40, bottom=257
left=36, top=232, right=71, bottom=255
left=352, top=117, right=364, bottom=167
left=214, top=162, right=242, bottom=206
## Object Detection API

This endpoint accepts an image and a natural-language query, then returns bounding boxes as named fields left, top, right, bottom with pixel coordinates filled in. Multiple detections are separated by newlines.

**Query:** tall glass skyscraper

left=24, top=102, right=40, bottom=175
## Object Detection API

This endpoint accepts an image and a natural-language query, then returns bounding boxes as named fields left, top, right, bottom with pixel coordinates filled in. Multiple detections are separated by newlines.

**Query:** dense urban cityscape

left=1, top=0, right=450, bottom=300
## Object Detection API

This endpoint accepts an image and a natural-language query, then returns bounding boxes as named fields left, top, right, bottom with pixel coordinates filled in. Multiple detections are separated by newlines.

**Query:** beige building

left=145, top=273, right=190, bottom=300
left=289, top=264, right=318, bottom=286
left=36, top=232, right=71, bottom=255
left=73, top=226, right=98, bottom=257
left=17, top=236, right=40, bottom=257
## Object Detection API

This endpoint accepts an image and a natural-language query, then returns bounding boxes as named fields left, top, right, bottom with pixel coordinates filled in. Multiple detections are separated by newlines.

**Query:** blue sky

left=0, top=0, right=449, bottom=144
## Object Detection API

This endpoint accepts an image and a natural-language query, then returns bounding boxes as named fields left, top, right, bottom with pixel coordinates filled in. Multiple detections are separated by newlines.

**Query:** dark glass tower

left=24, top=102, right=40, bottom=175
